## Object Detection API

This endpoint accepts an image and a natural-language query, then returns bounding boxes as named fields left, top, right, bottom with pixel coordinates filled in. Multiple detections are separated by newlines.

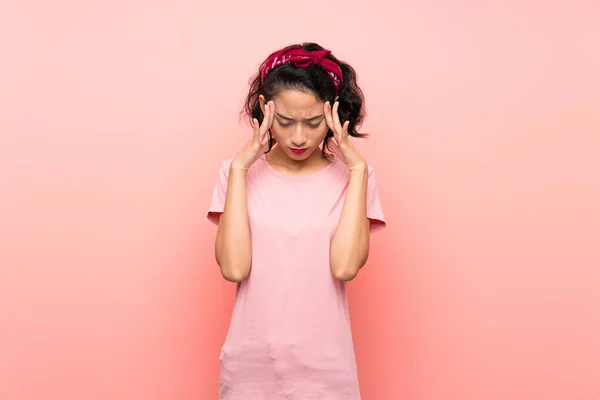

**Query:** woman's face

left=260, top=90, right=329, bottom=161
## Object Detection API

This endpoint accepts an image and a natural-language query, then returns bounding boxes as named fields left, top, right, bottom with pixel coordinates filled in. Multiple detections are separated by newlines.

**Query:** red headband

left=260, top=46, right=344, bottom=93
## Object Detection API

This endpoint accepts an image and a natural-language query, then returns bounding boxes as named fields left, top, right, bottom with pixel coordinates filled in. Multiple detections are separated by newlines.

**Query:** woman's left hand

left=324, top=101, right=367, bottom=171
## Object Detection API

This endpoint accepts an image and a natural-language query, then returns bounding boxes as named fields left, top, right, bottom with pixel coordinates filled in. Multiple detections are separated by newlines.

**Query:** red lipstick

left=290, top=148, right=307, bottom=155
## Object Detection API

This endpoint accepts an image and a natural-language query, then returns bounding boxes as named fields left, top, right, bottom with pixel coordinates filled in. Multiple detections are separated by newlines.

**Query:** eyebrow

left=275, top=112, right=324, bottom=122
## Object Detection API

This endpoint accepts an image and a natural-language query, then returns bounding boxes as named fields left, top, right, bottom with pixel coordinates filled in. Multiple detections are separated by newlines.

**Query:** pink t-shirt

left=207, top=154, right=386, bottom=400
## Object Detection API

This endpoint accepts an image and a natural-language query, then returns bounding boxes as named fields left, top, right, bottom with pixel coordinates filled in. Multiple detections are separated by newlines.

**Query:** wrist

left=229, top=161, right=249, bottom=175
left=349, top=161, right=368, bottom=175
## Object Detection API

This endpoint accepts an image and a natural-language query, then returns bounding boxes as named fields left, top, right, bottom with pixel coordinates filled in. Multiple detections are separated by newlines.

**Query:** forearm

left=330, top=164, right=370, bottom=281
left=215, top=164, right=252, bottom=282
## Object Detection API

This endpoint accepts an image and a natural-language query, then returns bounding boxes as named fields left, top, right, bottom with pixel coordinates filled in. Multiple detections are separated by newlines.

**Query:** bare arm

left=213, top=100, right=275, bottom=282
left=330, top=163, right=370, bottom=281
left=215, top=163, right=252, bottom=282
left=323, top=100, right=371, bottom=281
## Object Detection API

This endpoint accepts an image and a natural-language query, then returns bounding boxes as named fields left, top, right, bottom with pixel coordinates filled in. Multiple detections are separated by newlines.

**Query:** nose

left=291, top=125, right=307, bottom=147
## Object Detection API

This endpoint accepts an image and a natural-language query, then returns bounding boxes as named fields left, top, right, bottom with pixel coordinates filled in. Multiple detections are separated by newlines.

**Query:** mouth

left=290, top=148, right=307, bottom=155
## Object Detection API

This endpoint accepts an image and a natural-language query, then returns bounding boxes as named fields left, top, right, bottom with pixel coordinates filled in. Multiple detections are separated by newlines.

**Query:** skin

left=215, top=89, right=370, bottom=282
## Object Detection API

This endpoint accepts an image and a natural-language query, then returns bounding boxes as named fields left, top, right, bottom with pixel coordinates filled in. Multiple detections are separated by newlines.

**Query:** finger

left=342, top=120, right=350, bottom=141
left=260, top=138, right=270, bottom=153
left=269, top=101, right=276, bottom=128
left=252, top=118, right=260, bottom=140
left=258, top=102, right=267, bottom=140
left=328, top=136, right=340, bottom=154
left=260, top=132, right=275, bottom=152
left=332, top=101, right=344, bottom=137
left=261, top=129, right=274, bottom=146
left=260, top=101, right=270, bottom=134
left=328, top=139, right=346, bottom=164
left=264, top=101, right=276, bottom=141
left=323, top=101, right=334, bottom=131
left=260, top=101, right=273, bottom=141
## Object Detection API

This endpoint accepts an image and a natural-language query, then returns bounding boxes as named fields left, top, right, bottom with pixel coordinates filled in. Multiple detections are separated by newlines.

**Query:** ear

left=334, top=95, right=339, bottom=102
left=259, top=95, right=266, bottom=114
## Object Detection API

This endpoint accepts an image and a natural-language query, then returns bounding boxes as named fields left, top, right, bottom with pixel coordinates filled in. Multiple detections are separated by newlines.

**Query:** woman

left=207, top=42, right=386, bottom=400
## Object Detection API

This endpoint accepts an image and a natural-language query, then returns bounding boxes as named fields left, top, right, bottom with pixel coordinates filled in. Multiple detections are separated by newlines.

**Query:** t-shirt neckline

left=260, top=154, right=338, bottom=181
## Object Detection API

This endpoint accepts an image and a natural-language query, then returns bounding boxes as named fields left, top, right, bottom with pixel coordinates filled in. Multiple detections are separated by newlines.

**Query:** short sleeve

left=207, top=159, right=231, bottom=225
left=367, top=166, right=386, bottom=233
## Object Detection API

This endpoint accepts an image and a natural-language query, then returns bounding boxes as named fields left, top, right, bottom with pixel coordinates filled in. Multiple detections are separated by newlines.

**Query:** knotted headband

left=260, top=46, right=344, bottom=93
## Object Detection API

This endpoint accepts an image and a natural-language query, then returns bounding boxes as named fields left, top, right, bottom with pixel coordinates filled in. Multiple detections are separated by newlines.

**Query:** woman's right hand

left=232, top=101, right=276, bottom=172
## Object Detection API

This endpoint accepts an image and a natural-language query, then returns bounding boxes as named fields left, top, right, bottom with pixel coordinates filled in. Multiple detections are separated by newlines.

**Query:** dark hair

left=242, top=42, right=368, bottom=158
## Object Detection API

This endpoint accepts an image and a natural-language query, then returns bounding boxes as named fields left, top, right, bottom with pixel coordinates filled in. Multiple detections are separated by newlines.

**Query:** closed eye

left=277, top=119, right=323, bottom=128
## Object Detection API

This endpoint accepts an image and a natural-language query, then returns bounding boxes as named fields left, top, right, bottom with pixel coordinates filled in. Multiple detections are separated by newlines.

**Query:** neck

left=268, top=144, right=330, bottom=172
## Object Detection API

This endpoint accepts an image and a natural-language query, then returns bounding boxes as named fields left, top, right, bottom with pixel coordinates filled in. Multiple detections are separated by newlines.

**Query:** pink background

left=1, top=1, right=599, bottom=399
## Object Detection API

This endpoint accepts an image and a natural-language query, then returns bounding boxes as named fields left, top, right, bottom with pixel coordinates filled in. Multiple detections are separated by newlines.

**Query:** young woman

left=207, top=42, right=386, bottom=400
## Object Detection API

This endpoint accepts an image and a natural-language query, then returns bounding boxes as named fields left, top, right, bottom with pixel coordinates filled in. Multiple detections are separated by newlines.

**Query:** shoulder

left=215, top=157, right=237, bottom=177
left=367, top=164, right=378, bottom=178
left=218, top=157, right=235, bottom=172
left=330, top=157, right=377, bottom=177
left=216, top=156, right=266, bottom=177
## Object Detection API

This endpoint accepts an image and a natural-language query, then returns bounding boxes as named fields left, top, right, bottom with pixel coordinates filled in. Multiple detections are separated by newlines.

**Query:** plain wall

left=1, top=1, right=599, bottom=399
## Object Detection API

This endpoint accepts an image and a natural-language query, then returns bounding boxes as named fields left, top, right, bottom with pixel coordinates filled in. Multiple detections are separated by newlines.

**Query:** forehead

left=272, top=90, right=323, bottom=117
